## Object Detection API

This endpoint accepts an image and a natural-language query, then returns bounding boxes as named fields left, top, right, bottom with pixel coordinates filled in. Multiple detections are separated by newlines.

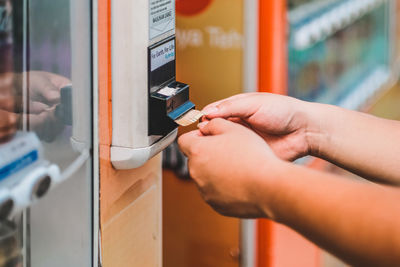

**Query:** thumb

left=178, top=130, right=203, bottom=156
left=198, top=118, right=236, bottom=136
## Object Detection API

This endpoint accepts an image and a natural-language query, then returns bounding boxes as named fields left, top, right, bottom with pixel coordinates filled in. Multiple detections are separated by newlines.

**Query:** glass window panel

left=0, top=0, right=93, bottom=266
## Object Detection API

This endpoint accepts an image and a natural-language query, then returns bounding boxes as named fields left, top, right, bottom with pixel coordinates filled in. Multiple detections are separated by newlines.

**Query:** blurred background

left=0, top=0, right=398, bottom=266
left=163, top=0, right=400, bottom=267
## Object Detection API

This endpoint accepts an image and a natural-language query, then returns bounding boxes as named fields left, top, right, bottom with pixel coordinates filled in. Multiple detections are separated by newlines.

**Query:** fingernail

left=8, top=113, right=17, bottom=125
left=202, top=106, right=218, bottom=115
left=197, top=121, right=209, bottom=129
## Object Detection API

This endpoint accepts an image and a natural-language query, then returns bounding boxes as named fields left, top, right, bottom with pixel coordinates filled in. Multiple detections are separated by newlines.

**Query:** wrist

left=302, top=101, right=331, bottom=158
left=253, top=158, right=290, bottom=221
left=258, top=160, right=315, bottom=224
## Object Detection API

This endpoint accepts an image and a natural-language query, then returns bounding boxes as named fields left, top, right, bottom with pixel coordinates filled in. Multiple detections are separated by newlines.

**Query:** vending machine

left=98, top=0, right=197, bottom=266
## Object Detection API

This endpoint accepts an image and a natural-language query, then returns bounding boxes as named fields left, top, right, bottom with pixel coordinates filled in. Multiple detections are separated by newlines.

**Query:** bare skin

left=0, top=72, right=17, bottom=142
left=178, top=92, right=400, bottom=266
left=5, top=71, right=70, bottom=142
left=25, top=71, right=70, bottom=142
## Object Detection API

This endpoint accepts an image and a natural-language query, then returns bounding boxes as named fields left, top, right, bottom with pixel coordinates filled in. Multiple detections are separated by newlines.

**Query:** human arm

left=270, top=162, right=400, bottom=267
left=178, top=119, right=400, bottom=266
left=305, top=103, right=400, bottom=185
left=0, top=71, right=70, bottom=143
left=203, top=93, right=400, bottom=184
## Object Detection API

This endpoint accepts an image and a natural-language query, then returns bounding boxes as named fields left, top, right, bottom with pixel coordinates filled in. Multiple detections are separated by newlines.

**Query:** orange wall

left=98, top=1, right=162, bottom=266
left=163, top=1, right=244, bottom=266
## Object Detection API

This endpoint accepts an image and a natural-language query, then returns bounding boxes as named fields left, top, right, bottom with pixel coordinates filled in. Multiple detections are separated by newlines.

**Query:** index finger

left=202, top=94, right=251, bottom=115
left=204, top=95, right=260, bottom=121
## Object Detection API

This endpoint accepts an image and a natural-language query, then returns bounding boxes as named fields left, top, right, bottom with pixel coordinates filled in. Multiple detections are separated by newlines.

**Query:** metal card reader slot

left=149, top=81, right=195, bottom=136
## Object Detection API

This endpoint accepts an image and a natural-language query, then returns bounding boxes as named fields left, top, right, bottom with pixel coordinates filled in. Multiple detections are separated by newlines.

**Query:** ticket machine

left=110, top=0, right=194, bottom=169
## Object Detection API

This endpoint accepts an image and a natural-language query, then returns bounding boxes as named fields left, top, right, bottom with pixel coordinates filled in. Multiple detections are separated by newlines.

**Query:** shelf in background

left=290, top=0, right=387, bottom=50
left=338, top=66, right=391, bottom=110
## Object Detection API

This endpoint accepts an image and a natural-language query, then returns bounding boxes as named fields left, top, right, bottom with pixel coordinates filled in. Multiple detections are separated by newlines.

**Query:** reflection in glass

left=0, top=221, right=21, bottom=267
left=0, top=0, right=16, bottom=143
left=27, top=0, right=72, bottom=143
left=0, top=0, right=92, bottom=265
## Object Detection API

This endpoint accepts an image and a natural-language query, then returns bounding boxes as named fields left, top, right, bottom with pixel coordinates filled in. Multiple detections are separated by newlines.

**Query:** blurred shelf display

left=289, top=0, right=386, bottom=50
left=288, top=0, right=395, bottom=110
left=394, top=0, right=400, bottom=75
left=337, top=66, right=390, bottom=110
left=0, top=220, right=22, bottom=267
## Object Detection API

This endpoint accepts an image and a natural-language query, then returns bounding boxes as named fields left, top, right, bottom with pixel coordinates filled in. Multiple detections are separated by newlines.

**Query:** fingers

left=29, top=71, right=68, bottom=106
left=202, top=93, right=250, bottom=115
left=0, top=111, right=17, bottom=142
left=0, top=73, right=17, bottom=140
left=29, top=107, right=64, bottom=142
left=203, top=95, right=259, bottom=120
left=46, top=72, right=71, bottom=88
left=0, top=111, right=17, bottom=130
left=228, top=117, right=253, bottom=129
left=198, top=118, right=237, bottom=136
left=0, top=127, right=17, bottom=142
left=0, top=93, right=15, bottom=112
left=177, top=130, right=203, bottom=156
left=32, top=71, right=71, bottom=88
left=29, top=101, right=50, bottom=114
left=31, top=83, right=60, bottom=106
left=41, top=87, right=60, bottom=106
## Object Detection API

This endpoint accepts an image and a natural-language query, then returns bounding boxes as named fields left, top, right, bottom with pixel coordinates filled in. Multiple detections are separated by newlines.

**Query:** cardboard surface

left=98, top=0, right=162, bottom=266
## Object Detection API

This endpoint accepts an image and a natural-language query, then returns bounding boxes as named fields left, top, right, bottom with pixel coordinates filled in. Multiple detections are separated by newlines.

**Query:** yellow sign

left=176, top=0, right=244, bottom=114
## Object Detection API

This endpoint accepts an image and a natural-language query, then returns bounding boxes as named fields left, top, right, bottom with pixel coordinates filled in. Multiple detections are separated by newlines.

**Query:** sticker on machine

left=150, top=39, right=175, bottom=71
left=149, top=0, right=175, bottom=40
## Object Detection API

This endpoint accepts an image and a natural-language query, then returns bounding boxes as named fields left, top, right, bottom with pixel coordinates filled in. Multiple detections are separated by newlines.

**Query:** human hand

left=16, top=71, right=70, bottom=142
left=27, top=71, right=71, bottom=113
left=178, top=118, right=282, bottom=218
left=0, top=110, right=17, bottom=143
left=13, top=71, right=70, bottom=114
left=0, top=73, right=17, bottom=143
left=203, top=93, right=315, bottom=161
left=29, top=106, right=65, bottom=142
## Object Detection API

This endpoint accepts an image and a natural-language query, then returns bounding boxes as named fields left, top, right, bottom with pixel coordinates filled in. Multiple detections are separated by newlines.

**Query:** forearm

left=306, top=103, right=400, bottom=184
left=263, top=162, right=400, bottom=266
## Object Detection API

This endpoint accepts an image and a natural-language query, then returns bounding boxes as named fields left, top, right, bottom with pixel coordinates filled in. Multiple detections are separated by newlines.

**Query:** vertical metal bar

left=243, top=0, right=259, bottom=93
left=21, top=0, right=30, bottom=265
left=241, top=0, right=259, bottom=264
left=92, top=0, right=100, bottom=265
left=241, top=220, right=256, bottom=267
left=21, top=0, right=28, bottom=131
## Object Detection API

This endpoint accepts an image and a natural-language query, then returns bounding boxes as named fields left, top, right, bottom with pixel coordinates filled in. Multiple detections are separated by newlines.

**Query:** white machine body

left=111, top=0, right=184, bottom=169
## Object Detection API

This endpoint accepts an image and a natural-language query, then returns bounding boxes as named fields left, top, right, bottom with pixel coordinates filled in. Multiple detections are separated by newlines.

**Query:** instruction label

left=150, top=39, right=175, bottom=71
left=149, top=0, right=175, bottom=40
